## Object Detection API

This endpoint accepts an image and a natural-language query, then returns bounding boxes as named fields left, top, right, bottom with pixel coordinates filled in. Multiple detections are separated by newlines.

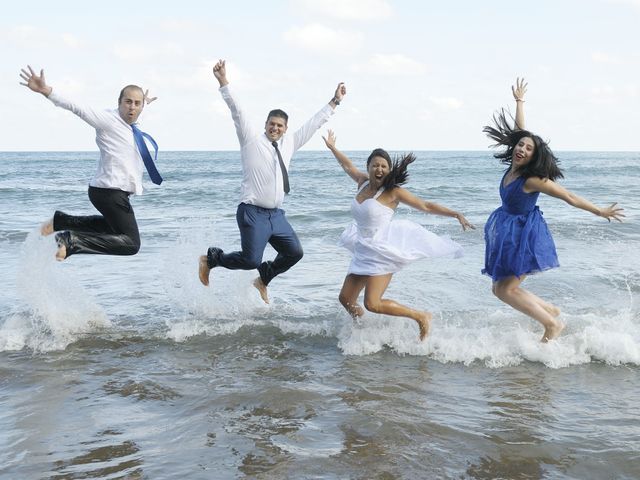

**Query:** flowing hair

left=483, top=109, right=564, bottom=181
left=366, top=148, right=416, bottom=189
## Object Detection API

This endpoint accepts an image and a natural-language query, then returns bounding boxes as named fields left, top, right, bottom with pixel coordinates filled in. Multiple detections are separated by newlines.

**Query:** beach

left=1, top=150, right=638, bottom=478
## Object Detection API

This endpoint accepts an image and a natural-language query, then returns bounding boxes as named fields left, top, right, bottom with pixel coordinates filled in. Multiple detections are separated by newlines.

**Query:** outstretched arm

left=20, top=65, right=110, bottom=128
left=213, top=59, right=229, bottom=88
left=393, top=188, right=475, bottom=231
left=19, top=65, right=52, bottom=97
left=512, top=77, right=527, bottom=130
left=329, top=82, right=346, bottom=109
left=525, top=177, right=624, bottom=222
left=322, top=129, right=368, bottom=184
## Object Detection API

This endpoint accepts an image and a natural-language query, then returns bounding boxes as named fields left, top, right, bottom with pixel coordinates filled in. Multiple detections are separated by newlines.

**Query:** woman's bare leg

left=492, top=275, right=565, bottom=342
left=339, top=274, right=367, bottom=318
left=363, top=274, right=432, bottom=341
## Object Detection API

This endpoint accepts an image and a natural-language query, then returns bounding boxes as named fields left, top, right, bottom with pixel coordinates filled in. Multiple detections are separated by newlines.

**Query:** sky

left=2, top=0, right=639, bottom=151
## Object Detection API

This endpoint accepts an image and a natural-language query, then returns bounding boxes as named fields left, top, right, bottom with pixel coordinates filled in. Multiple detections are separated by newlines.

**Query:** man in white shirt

left=19, top=65, right=160, bottom=261
left=199, top=59, right=346, bottom=303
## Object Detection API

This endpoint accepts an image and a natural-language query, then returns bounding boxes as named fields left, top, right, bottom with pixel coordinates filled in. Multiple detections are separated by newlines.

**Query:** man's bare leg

left=41, top=218, right=54, bottom=236
left=253, top=277, right=269, bottom=304
left=198, top=255, right=211, bottom=286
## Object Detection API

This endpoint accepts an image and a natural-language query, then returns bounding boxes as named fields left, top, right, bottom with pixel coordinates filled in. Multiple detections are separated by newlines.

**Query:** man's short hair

left=267, top=109, right=288, bottom=124
left=118, top=85, right=144, bottom=104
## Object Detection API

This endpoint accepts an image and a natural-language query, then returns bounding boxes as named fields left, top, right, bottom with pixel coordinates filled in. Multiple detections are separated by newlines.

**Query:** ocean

left=0, top=150, right=638, bottom=479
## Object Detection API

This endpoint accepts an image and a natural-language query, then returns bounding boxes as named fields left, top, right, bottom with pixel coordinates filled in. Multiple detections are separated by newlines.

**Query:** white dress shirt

left=48, top=90, right=146, bottom=195
left=220, top=85, right=334, bottom=209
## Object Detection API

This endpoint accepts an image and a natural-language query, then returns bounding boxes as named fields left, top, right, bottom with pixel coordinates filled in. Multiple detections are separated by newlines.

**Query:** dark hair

left=267, top=109, right=288, bottom=124
left=118, top=85, right=144, bottom=104
left=367, top=148, right=416, bottom=190
left=483, top=109, right=563, bottom=181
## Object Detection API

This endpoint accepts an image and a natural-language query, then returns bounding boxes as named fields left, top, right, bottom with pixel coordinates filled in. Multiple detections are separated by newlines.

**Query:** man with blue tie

left=198, top=59, right=346, bottom=304
left=19, top=65, right=162, bottom=261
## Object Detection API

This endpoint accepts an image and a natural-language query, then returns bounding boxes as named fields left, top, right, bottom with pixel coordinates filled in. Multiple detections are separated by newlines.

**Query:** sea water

left=0, top=151, right=638, bottom=478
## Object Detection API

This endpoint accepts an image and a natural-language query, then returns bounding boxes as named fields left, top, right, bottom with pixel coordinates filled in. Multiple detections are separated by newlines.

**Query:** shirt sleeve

left=47, top=90, right=113, bottom=130
left=292, top=104, right=334, bottom=152
left=219, top=85, right=257, bottom=146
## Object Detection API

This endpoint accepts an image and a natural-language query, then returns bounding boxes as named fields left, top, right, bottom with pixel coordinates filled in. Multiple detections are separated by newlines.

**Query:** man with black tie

left=19, top=65, right=162, bottom=261
left=199, top=59, right=346, bottom=303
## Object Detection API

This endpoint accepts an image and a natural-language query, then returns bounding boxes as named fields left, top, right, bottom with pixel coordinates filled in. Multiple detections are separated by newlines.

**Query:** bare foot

left=55, top=243, right=67, bottom=261
left=198, top=255, right=211, bottom=286
left=541, top=319, right=565, bottom=343
left=253, top=277, right=269, bottom=304
left=41, top=219, right=54, bottom=236
left=416, top=311, right=433, bottom=341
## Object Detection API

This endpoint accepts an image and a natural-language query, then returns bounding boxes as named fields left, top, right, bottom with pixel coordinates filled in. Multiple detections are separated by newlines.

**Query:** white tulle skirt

left=338, top=219, right=463, bottom=276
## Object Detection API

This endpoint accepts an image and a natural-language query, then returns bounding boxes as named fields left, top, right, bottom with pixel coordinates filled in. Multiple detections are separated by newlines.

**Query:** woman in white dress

left=323, top=130, right=474, bottom=340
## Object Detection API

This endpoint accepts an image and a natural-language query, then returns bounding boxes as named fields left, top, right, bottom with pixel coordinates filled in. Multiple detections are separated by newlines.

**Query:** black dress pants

left=53, top=186, right=141, bottom=257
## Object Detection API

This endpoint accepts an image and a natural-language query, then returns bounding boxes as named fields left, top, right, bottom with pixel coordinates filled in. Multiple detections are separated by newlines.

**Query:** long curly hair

left=483, top=110, right=564, bottom=181
left=366, top=148, right=416, bottom=190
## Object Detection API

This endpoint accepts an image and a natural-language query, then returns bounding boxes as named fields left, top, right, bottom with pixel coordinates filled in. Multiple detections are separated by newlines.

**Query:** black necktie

left=272, top=141, right=290, bottom=194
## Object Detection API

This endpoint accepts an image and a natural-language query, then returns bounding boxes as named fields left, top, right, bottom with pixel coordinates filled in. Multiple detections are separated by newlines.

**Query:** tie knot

left=271, top=141, right=278, bottom=149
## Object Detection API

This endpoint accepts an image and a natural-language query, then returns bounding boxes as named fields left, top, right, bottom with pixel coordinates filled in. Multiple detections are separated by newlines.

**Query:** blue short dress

left=482, top=172, right=559, bottom=281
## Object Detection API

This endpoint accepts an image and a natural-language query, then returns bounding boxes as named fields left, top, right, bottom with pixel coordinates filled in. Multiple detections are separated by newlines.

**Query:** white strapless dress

left=338, top=184, right=463, bottom=275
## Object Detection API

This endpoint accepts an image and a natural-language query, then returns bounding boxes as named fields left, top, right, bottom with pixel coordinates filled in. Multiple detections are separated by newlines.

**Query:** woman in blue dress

left=483, top=78, right=624, bottom=342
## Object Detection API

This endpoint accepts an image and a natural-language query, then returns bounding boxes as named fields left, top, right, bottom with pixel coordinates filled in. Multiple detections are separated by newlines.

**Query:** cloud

left=2, top=25, right=81, bottom=49
left=429, top=96, right=464, bottom=110
left=591, top=50, right=622, bottom=64
left=296, top=0, right=393, bottom=20
left=2, top=25, right=44, bottom=46
left=159, top=19, right=200, bottom=32
left=351, top=54, right=428, bottom=76
left=607, top=0, right=640, bottom=8
left=111, top=42, right=185, bottom=62
left=61, top=33, right=81, bottom=48
left=589, top=83, right=638, bottom=101
left=283, top=24, right=364, bottom=55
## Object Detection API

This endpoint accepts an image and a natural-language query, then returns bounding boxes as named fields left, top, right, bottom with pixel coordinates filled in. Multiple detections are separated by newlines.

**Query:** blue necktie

left=131, top=124, right=162, bottom=185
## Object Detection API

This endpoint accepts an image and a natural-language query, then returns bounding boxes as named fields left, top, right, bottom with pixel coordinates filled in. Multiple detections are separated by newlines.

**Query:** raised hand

left=322, top=129, right=337, bottom=150
left=599, top=202, right=625, bottom=222
left=143, top=89, right=158, bottom=105
left=512, top=77, right=528, bottom=102
left=333, top=82, right=346, bottom=102
left=19, top=65, right=52, bottom=96
left=212, top=59, right=228, bottom=87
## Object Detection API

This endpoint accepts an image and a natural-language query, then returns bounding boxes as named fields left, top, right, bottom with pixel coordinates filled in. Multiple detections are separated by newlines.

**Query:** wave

left=0, top=231, right=110, bottom=352
left=3, top=221, right=638, bottom=369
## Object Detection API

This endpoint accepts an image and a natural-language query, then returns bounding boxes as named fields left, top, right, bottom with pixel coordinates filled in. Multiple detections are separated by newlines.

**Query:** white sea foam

left=161, top=221, right=268, bottom=341
left=0, top=230, right=110, bottom=352
left=159, top=221, right=640, bottom=368
left=336, top=308, right=640, bottom=368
